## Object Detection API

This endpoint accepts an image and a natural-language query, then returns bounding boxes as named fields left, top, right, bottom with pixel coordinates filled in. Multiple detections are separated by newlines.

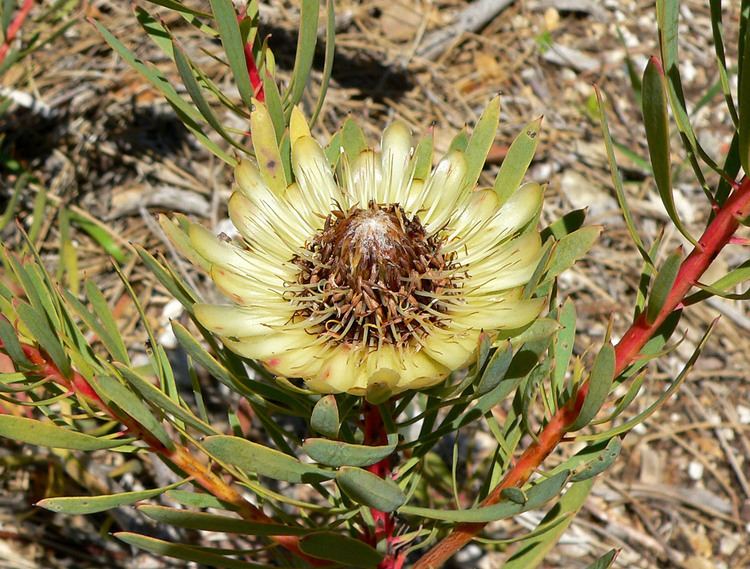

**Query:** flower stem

left=362, top=401, right=400, bottom=568
left=414, top=177, right=750, bottom=568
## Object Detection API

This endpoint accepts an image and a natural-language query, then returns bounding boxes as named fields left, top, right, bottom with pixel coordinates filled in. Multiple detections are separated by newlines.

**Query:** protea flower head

left=162, top=99, right=545, bottom=396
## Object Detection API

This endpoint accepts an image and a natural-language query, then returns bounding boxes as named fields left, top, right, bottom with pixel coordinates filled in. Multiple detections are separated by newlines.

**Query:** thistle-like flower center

left=291, top=202, right=461, bottom=348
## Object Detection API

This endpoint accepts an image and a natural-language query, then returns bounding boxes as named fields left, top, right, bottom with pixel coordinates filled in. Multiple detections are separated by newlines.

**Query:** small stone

left=737, top=405, right=750, bottom=425
left=719, top=535, right=740, bottom=556
left=688, top=460, right=704, bottom=480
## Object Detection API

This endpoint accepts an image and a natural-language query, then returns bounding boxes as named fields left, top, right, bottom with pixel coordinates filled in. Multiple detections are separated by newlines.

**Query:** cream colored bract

left=165, top=103, right=545, bottom=396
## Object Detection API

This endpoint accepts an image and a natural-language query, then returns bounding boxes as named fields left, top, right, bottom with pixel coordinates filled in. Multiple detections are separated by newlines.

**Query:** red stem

left=0, top=0, right=34, bottom=66
left=236, top=7, right=264, bottom=102
left=414, top=178, right=750, bottom=568
left=362, top=402, right=400, bottom=569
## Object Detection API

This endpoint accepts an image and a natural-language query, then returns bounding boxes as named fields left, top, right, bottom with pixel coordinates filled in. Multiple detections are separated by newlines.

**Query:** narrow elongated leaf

left=85, top=282, right=129, bottom=363
left=37, top=480, right=185, bottom=515
left=0, top=317, right=31, bottom=367
left=477, top=343, right=513, bottom=395
left=16, top=303, right=70, bottom=378
left=92, top=20, right=235, bottom=165
left=543, top=226, right=602, bottom=283
left=646, top=249, right=681, bottom=324
left=0, top=416, right=129, bottom=450
left=503, top=478, right=594, bottom=569
left=173, top=42, right=243, bottom=151
left=310, top=0, right=336, bottom=125
left=115, top=364, right=216, bottom=436
left=202, top=435, right=333, bottom=483
left=569, top=344, right=615, bottom=431
left=399, top=470, right=570, bottom=523
left=300, top=532, right=383, bottom=568
left=595, top=87, right=652, bottom=266
left=585, top=550, right=618, bottom=569
left=552, top=299, right=576, bottom=397
left=304, top=437, right=395, bottom=467
left=336, top=467, right=406, bottom=512
left=493, top=117, right=541, bottom=205
left=580, top=322, right=715, bottom=442
left=570, top=437, right=622, bottom=482
left=139, top=505, right=312, bottom=535
left=209, top=0, right=255, bottom=109
left=464, top=96, right=500, bottom=187
left=642, top=58, right=695, bottom=244
left=310, top=394, right=339, bottom=438
left=740, top=18, right=750, bottom=174
left=166, top=489, right=234, bottom=510
left=261, top=69, right=286, bottom=141
left=285, top=0, right=320, bottom=108
left=115, top=533, right=273, bottom=568
left=91, top=375, right=173, bottom=450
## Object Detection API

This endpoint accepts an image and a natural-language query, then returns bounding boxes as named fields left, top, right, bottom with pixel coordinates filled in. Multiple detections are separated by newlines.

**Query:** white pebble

left=687, top=460, right=704, bottom=480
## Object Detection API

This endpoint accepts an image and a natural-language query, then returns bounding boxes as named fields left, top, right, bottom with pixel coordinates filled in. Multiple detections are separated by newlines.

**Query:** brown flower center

left=290, top=201, right=461, bottom=348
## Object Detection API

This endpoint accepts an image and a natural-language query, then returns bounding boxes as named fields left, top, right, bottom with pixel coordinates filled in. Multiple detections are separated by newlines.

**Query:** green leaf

left=261, top=69, right=286, bottom=141
left=542, top=209, right=587, bottom=241
left=646, top=248, right=681, bottom=324
left=309, top=0, right=335, bottom=125
left=304, top=436, right=396, bottom=467
left=209, top=0, right=255, bottom=109
left=37, top=480, right=185, bottom=515
left=0, top=416, right=130, bottom=451
left=341, top=118, right=367, bottom=162
left=642, top=58, right=695, bottom=244
left=569, top=344, right=615, bottom=431
left=464, top=96, right=500, bottom=188
left=493, top=117, right=541, bottom=205
left=448, top=129, right=469, bottom=154
left=477, top=343, right=513, bottom=396
left=173, top=41, right=244, bottom=151
left=285, top=0, right=320, bottom=108
left=0, top=316, right=31, bottom=368
left=543, top=226, right=602, bottom=283
left=115, top=533, right=273, bottom=568
left=310, top=394, right=339, bottom=438
left=579, top=319, right=715, bottom=442
left=138, top=505, right=313, bottom=535
left=503, top=478, right=594, bottom=569
left=166, top=489, right=234, bottom=510
left=201, top=435, right=333, bottom=484
left=300, top=532, right=383, bottom=568
left=740, top=17, right=750, bottom=174
left=115, top=364, right=217, bottom=436
left=570, top=437, right=622, bottom=482
left=585, top=549, right=618, bottom=569
left=336, top=466, right=406, bottom=512
left=136, top=247, right=197, bottom=310
left=0, top=172, right=27, bottom=231
left=85, top=282, right=130, bottom=364
left=16, top=303, right=70, bottom=378
left=91, top=375, right=174, bottom=450
left=595, top=87, right=652, bottom=267
left=552, top=298, right=576, bottom=398
left=399, top=470, right=570, bottom=523
left=500, top=487, right=527, bottom=505
left=92, top=20, right=236, bottom=165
